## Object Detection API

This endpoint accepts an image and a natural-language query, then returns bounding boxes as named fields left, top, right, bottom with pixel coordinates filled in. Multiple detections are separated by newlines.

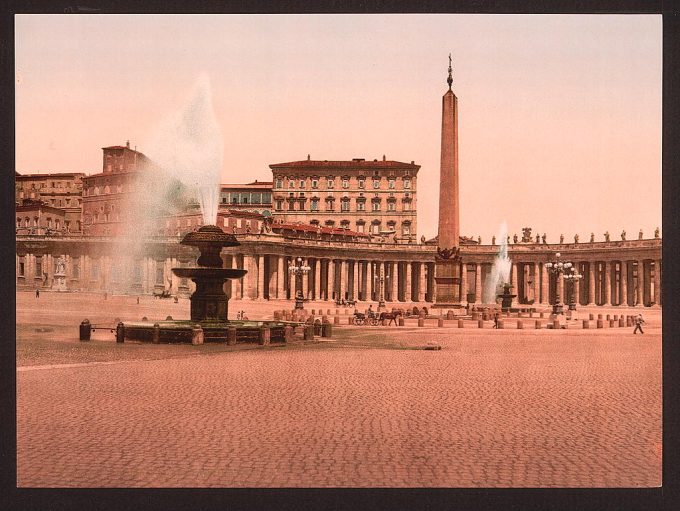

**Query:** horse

left=379, top=310, right=403, bottom=326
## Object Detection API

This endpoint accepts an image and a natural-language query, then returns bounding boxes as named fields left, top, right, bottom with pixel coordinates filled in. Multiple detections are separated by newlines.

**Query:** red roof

left=270, top=159, right=420, bottom=170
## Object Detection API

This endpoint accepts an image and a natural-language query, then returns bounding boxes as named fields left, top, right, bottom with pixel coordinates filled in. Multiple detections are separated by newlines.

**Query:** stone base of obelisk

left=432, top=258, right=463, bottom=308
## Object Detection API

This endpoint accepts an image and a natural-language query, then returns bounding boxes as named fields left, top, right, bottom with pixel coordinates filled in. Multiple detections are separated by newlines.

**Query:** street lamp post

left=288, top=257, right=311, bottom=309
left=378, top=265, right=386, bottom=308
left=545, top=252, right=579, bottom=315
left=563, top=270, right=583, bottom=311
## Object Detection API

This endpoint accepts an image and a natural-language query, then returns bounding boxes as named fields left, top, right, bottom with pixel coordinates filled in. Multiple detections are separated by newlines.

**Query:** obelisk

left=434, top=54, right=462, bottom=307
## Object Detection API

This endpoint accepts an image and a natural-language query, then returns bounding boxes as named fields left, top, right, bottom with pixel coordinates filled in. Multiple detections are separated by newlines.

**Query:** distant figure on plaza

left=35, top=288, right=39, bottom=299
left=633, top=313, right=646, bottom=334
left=493, top=312, right=500, bottom=329
left=590, top=232, right=595, bottom=243
left=655, top=227, right=660, bottom=238
left=621, top=230, right=626, bottom=241
left=639, top=229, right=644, bottom=240
left=574, top=233, right=579, bottom=243
left=604, top=231, right=610, bottom=242
left=559, top=234, right=564, bottom=244
left=136, top=296, right=140, bottom=304
left=367, top=304, right=374, bottom=316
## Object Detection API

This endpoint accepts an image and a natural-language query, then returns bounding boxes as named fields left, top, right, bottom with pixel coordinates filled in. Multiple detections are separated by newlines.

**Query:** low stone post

left=227, top=326, right=237, bottom=345
left=322, top=321, right=332, bottom=338
left=284, top=325, right=294, bottom=343
left=458, top=319, right=464, bottom=328
left=497, top=319, right=504, bottom=329
left=478, top=319, right=484, bottom=329
left=259, top=326, right=271, bottom=345
left=552, top=319, right=560, bottom=330
left=191, top=324, right=203, bottom=345
left=517, top=320, right=523, bottom=329
left=116, top=322, right=125, bottom=343
left=597, top=319, right=604, bottom=328
left=618, top=318, right=625, bottom=327
left=152, top=323, right=160, bottom=344
left=303, top=325, right=314, bottom=341
left=535, top=320, right=541, bottom=329
left=437, top=318, right=444, bottom=328
left=583, top=320, right=590, bottom=329
left=79, top=319, right=91, bottom=341
left=418, top=317, right=425, bottom=327
left=347, top=316, right=353, bottom=325
left=398, top=317, right=405, bottom=327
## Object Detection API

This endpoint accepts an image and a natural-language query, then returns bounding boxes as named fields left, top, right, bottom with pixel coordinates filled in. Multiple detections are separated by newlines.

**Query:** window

left=403, top=200, right=411, bottom=211
left=133, top=261, right=142, bottom=283
left=222, top=197, right=227, bottom=204
left=311, top=179, right=318, bottom=189
left=404, top=179, right=411, bottom=189
left=341, top=199, right=350, bottom=212
left=357, top=201, right=365, bottom=211
left=356, top=222, right=365, bottom=233
left=371, top=222, right=380, bottom=234
left=402, top=223, right=411, bottom=235
left=326, top=198, right=334, bottom=211
left=325, top=220, right=335, bottom=227
left=35, top=258, right=43, bottom=277
left=388, top=179, right=395, bottom=189
left=342, top=179, right=349, bottom=189
left=155, top=264, right=164, bottom=285
left=72, top=258, right=80, bottom=278
left=299, top=180, right=306, bottom=189
left=310, top=219, right=320, bottom=226
left=372, top=201, right=380, bottom=212
left=387, top=221, right=396, bottom=231
left=16, top=218, right=20, bottom=228
left=242, top=197, right=248, bottom=204
left=276, top=199, right=283, bottom=211
left=289, top=180, right=295, bottom=188
left=311, top=199, right=319, bottom=211
left=91, top=260, right=99, bottom=280
left=18, top=259, right=25, bottom=276
left=340, top=220, right=350, bottom=229
left=327, top=179, right=334, bottom=189
left=387, top=201, right=396, bottom=212
left=358, top=178, right=365, bottom=189
left=275, top=179, right=283, bottom=189
left=373, top=179, right=380, bottom=189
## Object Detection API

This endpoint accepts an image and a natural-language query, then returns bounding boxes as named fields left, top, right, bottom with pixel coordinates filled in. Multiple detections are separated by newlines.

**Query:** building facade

left=15, top=172, right=85, bottom=232
left=270, top=156, right=419, bottom=240
left=220, top=181, right=273, bottom=216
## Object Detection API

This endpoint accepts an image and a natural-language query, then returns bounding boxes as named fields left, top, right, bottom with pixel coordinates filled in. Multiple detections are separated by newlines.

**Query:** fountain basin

left=122, top=320, right=288, bottom=344
left=172, top=268, right=247, bottom=280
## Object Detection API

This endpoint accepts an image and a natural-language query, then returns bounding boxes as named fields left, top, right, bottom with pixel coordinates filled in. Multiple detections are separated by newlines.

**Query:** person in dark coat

left=633, top=313, right=646, bottom=334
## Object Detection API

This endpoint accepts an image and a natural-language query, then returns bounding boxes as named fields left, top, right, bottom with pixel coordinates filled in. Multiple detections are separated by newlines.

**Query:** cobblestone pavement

left=16, top=292, right=661, bottom=487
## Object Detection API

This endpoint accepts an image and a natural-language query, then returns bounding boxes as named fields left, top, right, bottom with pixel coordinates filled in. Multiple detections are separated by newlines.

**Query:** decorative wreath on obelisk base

left=436, top=246, right=461, bottom=261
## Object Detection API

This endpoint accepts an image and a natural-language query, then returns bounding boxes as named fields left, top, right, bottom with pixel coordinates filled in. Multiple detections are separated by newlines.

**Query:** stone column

left=405, top=262, right=412, bottom=302
left=653, top=260, right=661, bottom=306
left=314, top=259, right=321, bottom=301
left=390, top=262, right=398, bottom=302
left=588, top=262, right=596, bottom=305
left=418, top=262, right=426, bottom=302
left=573, top=276, right=580, bottom=307
left=540, top=263, right=549, bottom=305
left=328, top=259, right=335, bottom=301
left=511, top=263, right=518, bottom=306
left=603, top=261, right=611, bottom=306
left=352, top=261, right=359, bottom=300
left=460, top=263, right=468, bottom=303
left=636, top=260, right=644, bottom=306
left=474, top=263, right=482, bottom=303
left=338, top=260, right=346, bottom=301
left=302, top=258, right=310, bottom=299
left=367, top=261, right=374, bottom=301
left=557, top=271, right=564, bottom=307
left=258, top=255, right=265, bottom=300
left=621, top=260, right=628, bottom=307
left=277, top=256, right=285, bottom=299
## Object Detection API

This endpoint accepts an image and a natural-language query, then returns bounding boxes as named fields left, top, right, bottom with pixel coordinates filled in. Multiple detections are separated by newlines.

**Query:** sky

left=15, top=14, right=662, bottom=240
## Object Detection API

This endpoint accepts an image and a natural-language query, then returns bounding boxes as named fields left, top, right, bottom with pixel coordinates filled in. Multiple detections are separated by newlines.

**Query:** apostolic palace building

left=15, top=68, right=662, bottom=310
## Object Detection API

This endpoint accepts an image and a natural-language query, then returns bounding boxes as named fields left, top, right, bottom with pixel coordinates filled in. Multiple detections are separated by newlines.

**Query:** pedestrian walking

left=633, top=313, right=645, bottom=334
left=493, top=312, right=500, bottom=329
left=136, top=296, right=140, bottom=304
left=35, top=288, right=39, bottom=298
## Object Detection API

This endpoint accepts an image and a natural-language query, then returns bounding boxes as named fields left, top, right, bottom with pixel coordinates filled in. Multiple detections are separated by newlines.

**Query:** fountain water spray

left=483, top=221, right=512, bottom=303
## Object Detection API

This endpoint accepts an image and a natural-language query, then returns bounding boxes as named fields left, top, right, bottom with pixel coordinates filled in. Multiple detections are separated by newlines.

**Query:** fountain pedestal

left=497, top=283, right=517, bottom=312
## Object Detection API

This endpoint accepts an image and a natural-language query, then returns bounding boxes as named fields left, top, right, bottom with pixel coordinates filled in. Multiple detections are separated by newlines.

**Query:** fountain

left=483, top=222, right=512, bottom=303
left=496, top=282, right=517, bottom=312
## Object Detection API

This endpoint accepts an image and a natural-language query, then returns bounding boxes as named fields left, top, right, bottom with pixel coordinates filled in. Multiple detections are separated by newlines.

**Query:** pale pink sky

left=15, top=14, right=661, bottom=240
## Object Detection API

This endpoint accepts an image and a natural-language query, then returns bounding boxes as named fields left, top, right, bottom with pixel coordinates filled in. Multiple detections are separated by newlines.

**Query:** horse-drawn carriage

left=353, top=308, right=403, bottom=326
left=153, top=289, right=172, bottom=299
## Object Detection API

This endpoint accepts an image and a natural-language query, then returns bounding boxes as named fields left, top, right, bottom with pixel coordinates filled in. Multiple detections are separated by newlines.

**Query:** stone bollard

left=418, top=318, right=425, bottom=327
left=259, top=327, right=272, bottom=345
left=284, top=325, right=294, bottom=343
left=348, top=316, right=353, bottom=325
left=116, top=322, right=125, bottom=343
left=583, top=320, right=589, bottom=329
left=517, top=320, right=523, bottom=329
left=597, top=319, right=604, bottom=329
left=552, top=319, right=560, bottom=330
left=619, top=318, right=624, bottom=327
left=458, top=319, right=464, bottom=328
left=227, top=326, right=237, bottom=345
left=589, top=313, right=595, bottom=320
left=191, top=324, right=204, bottom=345
left=609, top=319, right=615, bottom=328
left=497, top=320, right=504, bottom=329
left=303, top=325, right=314, bottom=341
left=437, top=318, right=444, bottom=328
left=535, top=320, right=541, bottom=329
left=334, top=315, right=340, bottom=325
left=322, top=321, right=332, bottom=338
left=626, top=316, right=633, bottom=327
left=398, top=317, right=405, bottom=327
left=142, top=316, right=148, bottom=321
left=478, top=319, right=484, bottom=329
left=79, top=319, right=91, bottom=341
left=152, top=323, right=161, bottom=344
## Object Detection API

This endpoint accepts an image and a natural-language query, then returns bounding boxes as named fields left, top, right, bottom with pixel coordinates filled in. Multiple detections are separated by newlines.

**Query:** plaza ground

left=16, top=291, right=661, bottom=487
